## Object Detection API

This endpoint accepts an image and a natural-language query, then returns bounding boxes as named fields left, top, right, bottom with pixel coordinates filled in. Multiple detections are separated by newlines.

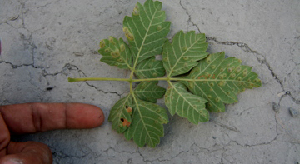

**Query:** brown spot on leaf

left=121, top=118, right=131, bottom=127
left=127, top=107, right=132, bottom=113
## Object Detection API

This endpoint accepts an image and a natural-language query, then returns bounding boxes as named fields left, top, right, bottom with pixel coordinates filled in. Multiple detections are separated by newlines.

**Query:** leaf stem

left=68, top=77, right=249, bottom=83
left=68, top=77, right=131, bottom=82
left=132, top=77, right=170, bottom=82
left=129, top=81, right=133, bottom=93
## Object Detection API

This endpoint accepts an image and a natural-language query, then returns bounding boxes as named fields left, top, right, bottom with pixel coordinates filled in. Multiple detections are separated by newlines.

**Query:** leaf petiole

left=67, top=77, right=172, bottom=83
left=68, top=77, right=258, bottom=83
left=67, top=77, right=132, bottom=82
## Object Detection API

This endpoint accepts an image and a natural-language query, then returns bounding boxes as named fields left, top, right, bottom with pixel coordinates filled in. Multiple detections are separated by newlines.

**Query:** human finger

left=0, top=102, right=104, bottom=133
left=0, top=112, right=10, bottom=157
left=0, top=141, right=52, bottom=164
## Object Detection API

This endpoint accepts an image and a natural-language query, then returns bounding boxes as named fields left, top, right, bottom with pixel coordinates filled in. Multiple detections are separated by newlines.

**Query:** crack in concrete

left=42, top=63, right=83, bottom=77
left=14, top=0, right=26, bottom=28
left=44, top=63, right=123, bottom=97
left=177, top=1, right=298, bottom=104
left=84, top=82, right=122, bottom=97
left=178, top=0, right=300, bottom=104
left=0, top=16, right=20, bottom=27
left=212, top=121, right=240, bottom=133
left=278, top=91, right=300, bottom=105
left=0, top=60, right=43, bottom=69
left=207, top=36, right=299, bottom=104
left=0, top=61, right=123, bottom=98
left=37, top=2, right=52, bottom=8
left=228, top=135, right=278, bottom=148
left=179, top=0, right=201, bottom=33
left=0, top=11, right=36, bottom=69
left=207, top=37, right=256, bottom=52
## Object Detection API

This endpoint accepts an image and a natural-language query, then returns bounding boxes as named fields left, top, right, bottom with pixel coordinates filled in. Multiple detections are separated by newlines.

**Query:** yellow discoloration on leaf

left=122, top=27, right=134, bottom=41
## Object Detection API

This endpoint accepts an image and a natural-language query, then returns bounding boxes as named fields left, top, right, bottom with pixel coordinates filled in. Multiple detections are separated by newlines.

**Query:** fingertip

left=97, top=106, right=105, bottom=126
left=66, top=103, right=105, bottom=129
left=81, top=103, right=105, bottom=127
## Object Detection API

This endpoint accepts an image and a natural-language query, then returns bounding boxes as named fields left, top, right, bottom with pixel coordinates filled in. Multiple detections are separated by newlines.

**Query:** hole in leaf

left=120, top=118, right=131, bottom=127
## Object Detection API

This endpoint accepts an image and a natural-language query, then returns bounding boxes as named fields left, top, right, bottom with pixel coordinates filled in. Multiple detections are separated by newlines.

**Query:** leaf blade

left=134, top=81, right=166, bottom=103
left=162, top=31, right=208, bottom=77
left=123, top=0, right=171, bottom=64
left=108, top=94, right=133, bottom=133
left=165, top=82, right=209, bottom=124
left=124, top=98, right=168, bottom=147
left=99, top=37, right=132, bottom=69
left=185, top=52, right=262, bottom=112
left=135, top=57, right=165, bottom=78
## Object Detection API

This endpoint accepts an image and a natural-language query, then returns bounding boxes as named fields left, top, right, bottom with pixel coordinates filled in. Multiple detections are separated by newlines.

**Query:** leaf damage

left=92, top=0, right=262, bottom=147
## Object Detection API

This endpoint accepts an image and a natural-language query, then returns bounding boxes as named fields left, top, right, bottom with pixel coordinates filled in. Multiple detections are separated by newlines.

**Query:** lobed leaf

left=184, top=52, right=262, bottom=112
left=124, top=98, right=168, bottom=147
left=123, top=0, right=171, bottom=64
left=165, top=82, right=209, bottom=124
left=99, top=0, right=263, bottom=147
left=135, top=57, right=165, bottom=78
left=134, top=81, right=166, bottom=103
left=99, top=37, right=132, bottom=69
left=162, top=31, right=208, bottom=77
left=108, top=94, right=133, bottom=133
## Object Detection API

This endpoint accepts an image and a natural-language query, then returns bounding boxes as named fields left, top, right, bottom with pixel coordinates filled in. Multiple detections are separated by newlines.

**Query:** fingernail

left=3, top=158, right=22, bottom=164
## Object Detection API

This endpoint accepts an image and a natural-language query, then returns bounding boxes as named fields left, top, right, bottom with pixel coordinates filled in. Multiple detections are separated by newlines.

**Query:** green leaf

left=135, top=57, right=165, bottom=78
left=134, top=81, right=166, bottom=103
left=124, top=98, right=168, bottom=147
left=162, top=31, right=208, bottom=77
left=108, top=94, right=133, bottom=133
left=165, top=82, right=209, bottom=124
left=70, top=0, right=264, bottom=148
left=99, top=37, right=132, bottom=69
left=184, top=52, right=262, bottom=112
left=122, top=0, right=171, bottom=64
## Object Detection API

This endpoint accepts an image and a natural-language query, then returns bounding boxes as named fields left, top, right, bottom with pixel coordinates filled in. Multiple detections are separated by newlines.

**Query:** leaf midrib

left=169, top=83, right=201, bottom=115
left=132, top=6, right=159, bottom=70
left=132, top=95, right=154, bottom=146
left=168, top=33, right=205, bottom=77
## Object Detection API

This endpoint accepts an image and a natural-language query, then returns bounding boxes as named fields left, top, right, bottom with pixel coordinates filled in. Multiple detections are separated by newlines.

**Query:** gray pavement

left=0, top=0, right=299, bottom=163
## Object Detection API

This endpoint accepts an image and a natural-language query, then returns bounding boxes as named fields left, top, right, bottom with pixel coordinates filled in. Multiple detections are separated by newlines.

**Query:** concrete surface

left=1, top=0, right=299, bottom=163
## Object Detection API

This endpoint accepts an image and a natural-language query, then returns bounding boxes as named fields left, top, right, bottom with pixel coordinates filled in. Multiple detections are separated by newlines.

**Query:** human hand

left=0, top=102, right=104, bottom=164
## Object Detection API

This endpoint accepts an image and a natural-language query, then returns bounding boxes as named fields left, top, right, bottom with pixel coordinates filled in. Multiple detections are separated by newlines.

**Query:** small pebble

left=272, top=102, right=280, bottom=112
left=277, top=92, right=285, bottom=97
left=73, top=52, right=84, bottom=56
left=288, top=107, right=299, bottom=117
